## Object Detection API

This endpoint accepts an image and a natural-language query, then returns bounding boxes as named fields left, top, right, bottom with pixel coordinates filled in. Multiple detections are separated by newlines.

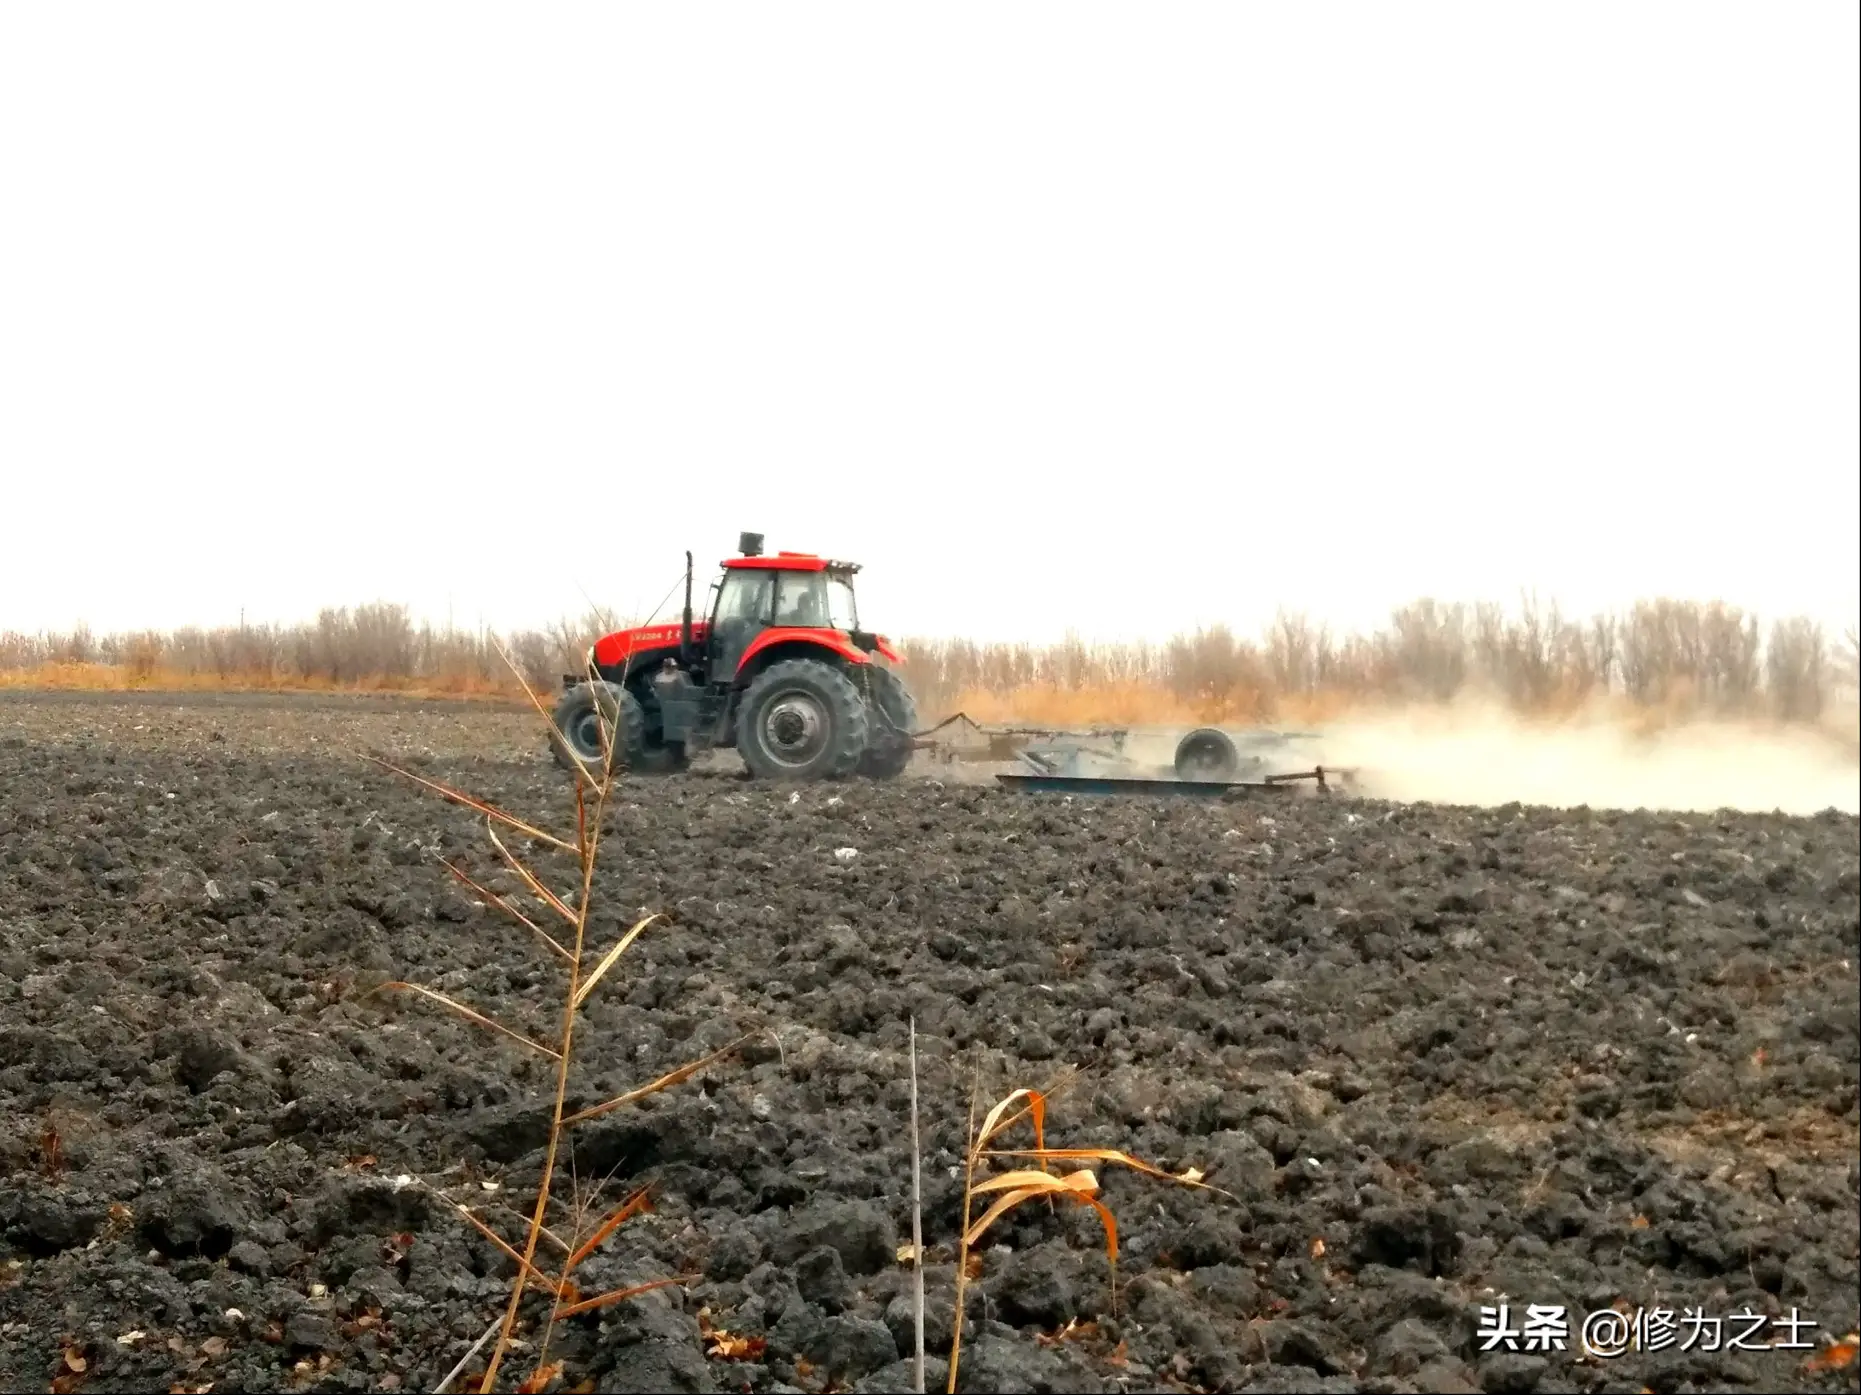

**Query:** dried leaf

left=1630, top=1214, right=1649, bottom=1229
left=565, top=1184, right=655, bottom=1271
left=517, top=1360, right=564, bottom=1393
left=557, top=1275, right=693, bottom=1319
left=1805, top=1336, right=1859, bottom=1373
left=573, top=915, right=662, bottom=1010
left=962, top=1166, right=1121, bottom=1318
left=562, top=1037, right=746, bottom=1126
left=362, top=756, right=577, bottom=853
left=370, top=982, right=561, bottom=1060
left=1310, top=1237, right=1326, bottom=1258
left=1034, top=1318, right=1097, bottom=1348
left=442, top=1199, right=571, bottom=1297
left=969, top=1168, right=1097, bottom=1201
left=975, top=1088, right=1048, bottom=1156
left=705, top=1331, right=767, bottom=1361
left=964, top=1171, right=1116, bottom=1265
left=438, top=857, right=571, bottom=961
left=985, top=1147, right=1230, bottom=1197
left=485, top=820, right=579, bottom=925
left=63, top=1348, right=88, bottom=1373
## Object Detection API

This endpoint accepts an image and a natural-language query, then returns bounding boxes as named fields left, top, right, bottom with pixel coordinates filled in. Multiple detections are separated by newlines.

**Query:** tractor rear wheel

left=857, top=665, right=918, bottom=779
left=736, top=658, right=869, bottom=781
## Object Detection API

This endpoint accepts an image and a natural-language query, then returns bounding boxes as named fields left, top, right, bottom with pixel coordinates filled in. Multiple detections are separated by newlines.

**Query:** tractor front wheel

left=736, top=659, right=870, bottom=781
left=550, top=680, right=642, bottom=779
left=550, top=681, right=688, bottom=778
left=857, top=665, right=918, bottom=779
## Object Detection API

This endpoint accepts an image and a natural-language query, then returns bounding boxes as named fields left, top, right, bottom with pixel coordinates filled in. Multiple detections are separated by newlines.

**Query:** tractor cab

left=702, top=532, right=873, bottom=679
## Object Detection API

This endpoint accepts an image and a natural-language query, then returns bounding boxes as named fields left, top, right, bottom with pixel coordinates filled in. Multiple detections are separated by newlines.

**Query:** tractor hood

left=589, top=622, right=711, bottom=670
left=587, top=622, right=900, bottom=674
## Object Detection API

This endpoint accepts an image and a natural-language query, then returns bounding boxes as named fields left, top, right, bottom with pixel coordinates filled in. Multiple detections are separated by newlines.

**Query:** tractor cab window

left=714, top=570, right=773, bottom=628
left=773, top=570, right=829, bottom=628
left=826, top=573, right=858, bottom=631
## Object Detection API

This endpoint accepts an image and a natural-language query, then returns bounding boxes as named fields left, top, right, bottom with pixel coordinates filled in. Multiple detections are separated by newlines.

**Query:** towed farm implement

left=551, top=532, right=1355, bottom=799
left=909, top=713, right=1356, bottom=798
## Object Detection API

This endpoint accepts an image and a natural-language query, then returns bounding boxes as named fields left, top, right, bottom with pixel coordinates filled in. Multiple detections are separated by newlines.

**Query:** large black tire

left=550, top=680, right=642, bottom=779
left=857, top=665, right=918, bottom=779
left=553, top=681, right=689, bottom=779
left=735, top=658, right=870, bottom=781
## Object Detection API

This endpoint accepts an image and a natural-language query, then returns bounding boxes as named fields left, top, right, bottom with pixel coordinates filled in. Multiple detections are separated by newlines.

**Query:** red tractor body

left=550, top=533, right=918, bottom=781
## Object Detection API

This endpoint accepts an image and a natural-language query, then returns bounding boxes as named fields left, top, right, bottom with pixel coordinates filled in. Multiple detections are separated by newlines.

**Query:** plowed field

left=2, top=694, right=1856, bottom=1394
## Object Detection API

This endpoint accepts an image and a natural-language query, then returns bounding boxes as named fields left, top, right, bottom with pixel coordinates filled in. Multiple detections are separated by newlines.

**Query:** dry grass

left=0, top=661, right=525, bottom=703
left=946, top=1080, right=1223, bottom=1393
left=0, top=603, right=609, bottom=699
left=4, top=596, right=1854, bottom=731
left=366, top=643, right=743, bottom=1393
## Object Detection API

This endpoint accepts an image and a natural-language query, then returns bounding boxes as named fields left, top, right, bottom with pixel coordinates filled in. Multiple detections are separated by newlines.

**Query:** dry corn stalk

left=947, top=1084, right=1225, bottom=1394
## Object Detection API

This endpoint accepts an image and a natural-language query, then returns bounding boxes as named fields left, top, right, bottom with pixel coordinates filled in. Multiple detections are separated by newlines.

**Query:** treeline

left=2, top=596, right=1856, bottom=724
left=901, top=599, right=1860, bottom=723
left=0, top=603, right=598, bottom=698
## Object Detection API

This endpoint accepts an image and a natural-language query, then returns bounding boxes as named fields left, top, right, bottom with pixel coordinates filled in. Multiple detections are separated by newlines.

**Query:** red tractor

left=549, top=532, right=920, bottom=782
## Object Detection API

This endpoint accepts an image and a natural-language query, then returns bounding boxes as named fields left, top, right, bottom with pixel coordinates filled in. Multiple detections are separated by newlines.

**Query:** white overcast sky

left=1, top=4, right=1856, bottom=647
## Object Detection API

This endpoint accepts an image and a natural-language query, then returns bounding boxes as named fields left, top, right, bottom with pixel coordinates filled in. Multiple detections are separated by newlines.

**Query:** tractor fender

left=735, top=628, right=873, bottom=681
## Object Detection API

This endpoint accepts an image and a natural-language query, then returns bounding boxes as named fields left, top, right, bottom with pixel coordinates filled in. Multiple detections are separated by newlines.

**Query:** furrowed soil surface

left=2, top=693, right=1857, bottom=1395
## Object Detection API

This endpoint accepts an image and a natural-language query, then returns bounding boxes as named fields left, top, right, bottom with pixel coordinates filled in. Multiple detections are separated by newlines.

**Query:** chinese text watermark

left=1477, top=1303, right=1822, bottom=1358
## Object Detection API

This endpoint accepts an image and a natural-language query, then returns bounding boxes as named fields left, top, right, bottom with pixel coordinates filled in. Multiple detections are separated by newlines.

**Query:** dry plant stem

left=480, top=775, right=603, bottom=1391
left=947, top=1053, right=981, bottom=1395
left=478, top=643, right=612, bottom=1392
left=529, top=1169, right=590, bottom=1381
left=434, top=1313, right=505, bottom=1395
left=378, top=641, right=735, bottom=1388
left=909, top=1017, right=925, bottom=1395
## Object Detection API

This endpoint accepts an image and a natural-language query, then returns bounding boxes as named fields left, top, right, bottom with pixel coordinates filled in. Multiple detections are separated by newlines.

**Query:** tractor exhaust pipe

left=680, top=551, right=694, bottom=663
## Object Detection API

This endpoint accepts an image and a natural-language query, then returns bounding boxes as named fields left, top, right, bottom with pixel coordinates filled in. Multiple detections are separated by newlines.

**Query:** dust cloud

left=1315, top=699, right=1861, bottom=817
